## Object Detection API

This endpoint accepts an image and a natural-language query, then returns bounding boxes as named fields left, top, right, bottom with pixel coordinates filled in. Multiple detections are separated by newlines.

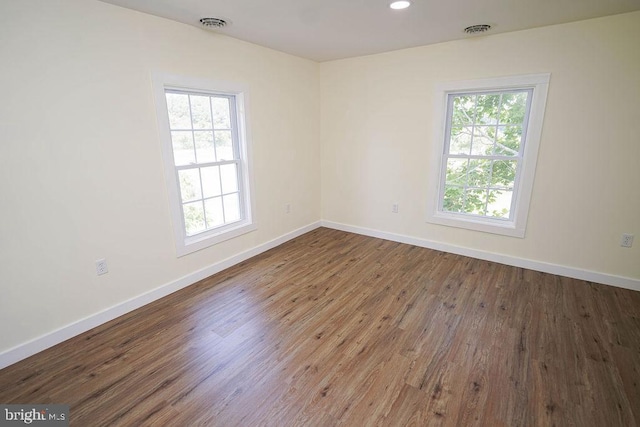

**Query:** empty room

left=1, top=0, right=639, bottom=425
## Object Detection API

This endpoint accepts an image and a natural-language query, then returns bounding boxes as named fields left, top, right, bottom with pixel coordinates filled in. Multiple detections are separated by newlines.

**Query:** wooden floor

left=1, top=228, right=639, bottom=426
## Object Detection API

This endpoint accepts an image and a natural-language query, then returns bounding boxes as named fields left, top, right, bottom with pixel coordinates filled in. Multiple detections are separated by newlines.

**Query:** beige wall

left=320, top=12, right=640, bottom=280
left=0, top=0, right=320, bottom=352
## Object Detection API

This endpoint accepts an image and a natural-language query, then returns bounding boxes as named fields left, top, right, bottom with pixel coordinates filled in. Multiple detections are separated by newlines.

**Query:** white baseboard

left=321, top=220, right=640, bottom=292
left=0, top=221, right=322, bottom=370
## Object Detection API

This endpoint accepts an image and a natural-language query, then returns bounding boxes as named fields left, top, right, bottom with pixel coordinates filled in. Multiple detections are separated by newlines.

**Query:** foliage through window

left=428, top=74, right=550, bottom=238
left=442, top=90, right=531, bottom=219
left=153, top=73, right=255, bottom=256
left=166, top=91, right=243, bottom=236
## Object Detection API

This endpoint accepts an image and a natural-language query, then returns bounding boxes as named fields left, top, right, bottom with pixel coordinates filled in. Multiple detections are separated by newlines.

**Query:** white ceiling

left=98, top=0, right=640, bottom=62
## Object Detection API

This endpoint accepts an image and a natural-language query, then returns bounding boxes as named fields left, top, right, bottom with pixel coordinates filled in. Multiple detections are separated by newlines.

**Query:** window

left=427, top=74, right=550, bottom=237
left=153, top=73, right=255, bottom=256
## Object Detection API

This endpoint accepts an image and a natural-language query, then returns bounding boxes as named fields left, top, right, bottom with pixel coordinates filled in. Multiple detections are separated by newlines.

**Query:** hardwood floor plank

left=1, top=227, right=639, bottom=426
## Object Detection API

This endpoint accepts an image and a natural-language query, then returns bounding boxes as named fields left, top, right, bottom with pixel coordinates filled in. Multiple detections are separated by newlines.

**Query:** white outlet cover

left=96, top=259, right=109, bottom=275
left=621, top=234, right=634, bottom=248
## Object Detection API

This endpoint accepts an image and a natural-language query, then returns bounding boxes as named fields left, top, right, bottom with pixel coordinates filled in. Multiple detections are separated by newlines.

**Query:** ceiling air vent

left=464, top=24, right=491, bottom=34
left=200, top=18, right=227, bottom=29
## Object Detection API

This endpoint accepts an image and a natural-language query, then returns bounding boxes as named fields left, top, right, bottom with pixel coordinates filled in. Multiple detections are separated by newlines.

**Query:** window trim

left=152, top=72, right=256, bottom=256
left=426, top=74, right=550, bottom=238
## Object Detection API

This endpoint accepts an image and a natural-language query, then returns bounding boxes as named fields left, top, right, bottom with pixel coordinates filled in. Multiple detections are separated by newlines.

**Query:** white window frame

left=152, top=72, right=256, bottom=256
left=426, top=74, right=550, bottom=238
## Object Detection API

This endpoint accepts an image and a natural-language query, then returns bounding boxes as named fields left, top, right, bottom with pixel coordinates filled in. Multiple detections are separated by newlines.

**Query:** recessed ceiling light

left=390, top=1, right=411, bottom=10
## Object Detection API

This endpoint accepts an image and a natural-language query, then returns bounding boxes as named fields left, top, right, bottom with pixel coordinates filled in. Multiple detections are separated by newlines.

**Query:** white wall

left=320, top=12, right=640, bottom=281
left=0, top=0, right=320, bottom=354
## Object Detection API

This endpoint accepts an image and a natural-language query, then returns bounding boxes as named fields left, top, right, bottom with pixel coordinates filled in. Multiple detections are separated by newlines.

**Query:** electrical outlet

left=620, top=234, right=634, bottom=248
left=285, top=203, right=291, bottom=214
left=95, top=259, right=108, bottom=276
left=392, top=203, right=399, bottom=214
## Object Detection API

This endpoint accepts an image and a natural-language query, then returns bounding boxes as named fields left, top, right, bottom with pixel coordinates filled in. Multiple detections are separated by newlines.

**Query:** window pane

left=491, top=160, right=517, bottom=188
left=183, top=201, right=205, bottom=236
left=201, top=166, right=221, bottom=198
left=220, top=163, right=238, bottom=194
left=495, top=126, right=522, bottom=156
left=487, top=190, right=513, bottom=219
left=212, top=97, right=231, bottom=129
left=178, top=169, right=202, bottom=202
left=471, top=126, right=495, bottom=155
left=215, top=130, right=234, bottom=161
left=467, top=159, right=491, bottom=187
left=204, top=197, right=224, bottom=228
left=223, top=193, right=241, bottom=222
left=443, top=186, right=465, bottom=213
left=452, top=95, right=475, bottom=124
left=500, top=92, right=528, bottom=124
left=171, top=131, right=195, bottom=166
left=449, top=126, right=471, bottom=155
left=159, top=82, right=253, bottom=252
left=475, top=94, right=500, bottom=125
left=194, top=131, right=215, bottom=163
left=166, top=93, right=191, bottom=129
left=433, top=76, right=549, bottom=236
left=190, top=95, right=213, bottom=130
left=445, top=158, right=468, bottom=186
left=464, top=188, right=488, bottom=216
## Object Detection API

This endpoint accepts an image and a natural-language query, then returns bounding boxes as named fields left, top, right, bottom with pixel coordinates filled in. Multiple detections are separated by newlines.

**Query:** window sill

left=176, top=221, right=257, bottom=257
left=427, top=212, right=525, bottom=238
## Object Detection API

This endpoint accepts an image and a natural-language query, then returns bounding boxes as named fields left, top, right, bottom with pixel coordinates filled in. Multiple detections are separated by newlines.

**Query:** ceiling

left=98, top=0, right=640, bottom=62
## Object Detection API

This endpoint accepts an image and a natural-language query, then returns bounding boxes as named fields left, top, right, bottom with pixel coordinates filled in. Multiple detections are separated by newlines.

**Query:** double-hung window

left=153, top=73, right=255, bottom=256
left=427, top=74, right=550, bottom=237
